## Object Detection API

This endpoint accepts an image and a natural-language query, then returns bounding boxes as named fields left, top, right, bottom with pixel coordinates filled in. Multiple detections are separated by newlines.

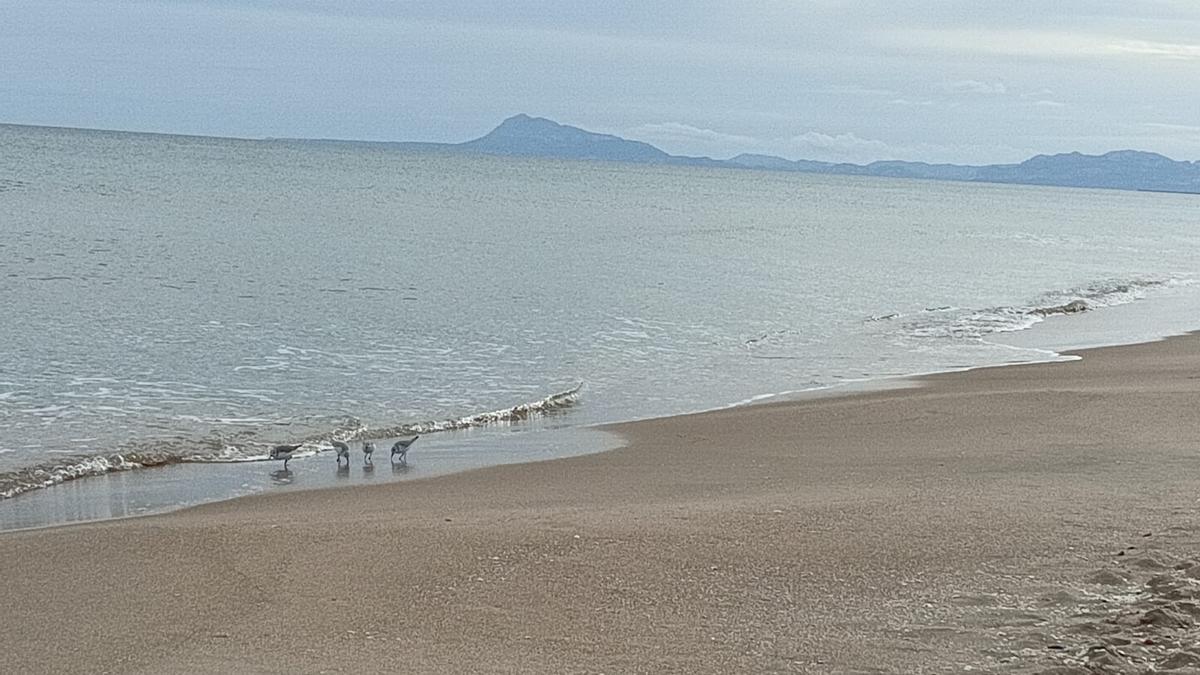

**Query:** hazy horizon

left=3, top=2, right=1199, bottom=164
left=6, top=114, right=1200, bottom=168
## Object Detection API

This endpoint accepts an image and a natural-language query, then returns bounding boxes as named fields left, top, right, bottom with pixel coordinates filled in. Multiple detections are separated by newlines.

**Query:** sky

left=3, top=1, right=1200, bottom=164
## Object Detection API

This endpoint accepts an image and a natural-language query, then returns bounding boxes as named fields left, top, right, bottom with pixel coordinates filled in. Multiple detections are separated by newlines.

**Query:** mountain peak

left=496, top=113, right=548, bottom=127
left=460, top=115, right=670, bottom=163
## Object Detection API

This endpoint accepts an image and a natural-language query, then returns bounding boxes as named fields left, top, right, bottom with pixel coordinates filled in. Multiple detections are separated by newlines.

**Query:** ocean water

left=2, top=123, right=1199, bottom=527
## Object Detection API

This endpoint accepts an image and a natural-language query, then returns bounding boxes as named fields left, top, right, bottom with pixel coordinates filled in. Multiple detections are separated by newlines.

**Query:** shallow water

left=0, top=424, right=621, bottom=532
left=1, top=123, right=1198, bottom=526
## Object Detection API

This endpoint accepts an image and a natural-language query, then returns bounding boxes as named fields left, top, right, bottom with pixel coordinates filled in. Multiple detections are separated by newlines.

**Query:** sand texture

left=4, top=335, right=1200, bottom=673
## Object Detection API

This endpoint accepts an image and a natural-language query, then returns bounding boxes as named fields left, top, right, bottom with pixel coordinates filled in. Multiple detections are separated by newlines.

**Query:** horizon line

left=0, top=117, right=1195, bottom=167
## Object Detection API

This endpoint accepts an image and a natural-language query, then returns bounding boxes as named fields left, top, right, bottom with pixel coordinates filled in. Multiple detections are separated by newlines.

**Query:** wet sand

left=4, top=335, right=1200, bottom=673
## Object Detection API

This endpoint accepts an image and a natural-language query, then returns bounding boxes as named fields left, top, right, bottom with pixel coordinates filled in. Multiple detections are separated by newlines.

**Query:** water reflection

left=0, top=427, right=622, bottom=532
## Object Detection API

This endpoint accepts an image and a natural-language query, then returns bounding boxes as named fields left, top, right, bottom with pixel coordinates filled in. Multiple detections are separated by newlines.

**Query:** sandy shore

left=5, top=336, right=1200, bottom=673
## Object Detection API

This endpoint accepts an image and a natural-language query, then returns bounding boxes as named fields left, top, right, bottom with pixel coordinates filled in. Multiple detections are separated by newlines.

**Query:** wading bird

left=332, top=440, right=351, bottom=466
left=269, top=443, right=303, bottom=470
left=391, top=436, right=419, bottom=465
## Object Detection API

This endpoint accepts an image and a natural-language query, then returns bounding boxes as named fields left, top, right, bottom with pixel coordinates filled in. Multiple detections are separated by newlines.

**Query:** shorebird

left=362, top=441, right=375, bottom=464
left=269, top=443, right=303, bottom=470
left=391, top=435, right=419, bottom=464
left=332, top=440, right=351, bottom=466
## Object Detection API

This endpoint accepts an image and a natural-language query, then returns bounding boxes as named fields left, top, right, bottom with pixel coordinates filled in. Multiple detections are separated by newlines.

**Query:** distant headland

left=365, top=114, right=1200, bottom=195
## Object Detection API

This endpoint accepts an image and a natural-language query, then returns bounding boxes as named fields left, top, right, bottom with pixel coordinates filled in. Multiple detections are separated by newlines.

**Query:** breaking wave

left=0, top=384, right=582, bottom=501
left=900, top=275, right=1194, bottom=340
left=361, top=383, right=582, bottom=438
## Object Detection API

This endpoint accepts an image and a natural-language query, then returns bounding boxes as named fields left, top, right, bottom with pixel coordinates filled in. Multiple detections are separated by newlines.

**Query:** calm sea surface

left=1, top=124, right=1198, bottom=523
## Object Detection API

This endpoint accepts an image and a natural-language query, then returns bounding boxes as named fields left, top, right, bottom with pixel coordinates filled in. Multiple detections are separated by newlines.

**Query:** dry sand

left=5, top=335, right=1200, bottom=674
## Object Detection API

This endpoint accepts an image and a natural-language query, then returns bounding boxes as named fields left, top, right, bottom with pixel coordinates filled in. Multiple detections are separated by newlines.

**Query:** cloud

left=624, top=121, right=906, bottom=163
left=784, top=131, right=893, bottom=158
left=1032, top=99, right=1066, bottom=108
left=1141, top=122, right=1200, bottom=133
left=624, top=118, right=1044, bottom=164
left=889, top=98, right=935, bottom=106
left=800, top=85, right=896, bottom=97
left=944, top=80, right=1007, bottom=95
left=882, top=29, right=1094, bottom=59
left=1110, top=39, right=1200, bottom=60
left=625, top=122, right=757, bottom=148
left=886, top=29, right=1200, bottom=63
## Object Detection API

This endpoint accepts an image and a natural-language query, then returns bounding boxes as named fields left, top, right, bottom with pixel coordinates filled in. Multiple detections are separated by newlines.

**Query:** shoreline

left=4, top=334, right=1200, bottom=672
left=0, top=328, right=1157, bottom=534
left=5, top=284, right=1200, bottom=532
left=0, top=337, right=1076, bottom=534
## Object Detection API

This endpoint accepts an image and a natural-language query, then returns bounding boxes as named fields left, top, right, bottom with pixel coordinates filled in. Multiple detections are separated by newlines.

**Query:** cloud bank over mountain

left=3, top=2, right=1199, bottom=164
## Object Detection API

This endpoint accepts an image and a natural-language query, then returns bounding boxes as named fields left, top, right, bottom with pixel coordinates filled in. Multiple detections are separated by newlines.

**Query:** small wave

left=743, top=328, right=806, bottom=348
left=0, top=178, right=28, bottom=193
left=1029, top=299, right=1089, bottom=317
left=902, top=275, right=1192, bottom=340
left=362, top=384, right=583, bottom=438
left=744, top=329, right=790, bottom=345
left=0, top=385, right=582, bottom=501
left=0, top=450, right=177, bottom=500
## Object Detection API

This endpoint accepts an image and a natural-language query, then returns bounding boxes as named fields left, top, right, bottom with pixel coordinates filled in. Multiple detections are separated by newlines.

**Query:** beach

left=5, top=334, right=1200, bottom=673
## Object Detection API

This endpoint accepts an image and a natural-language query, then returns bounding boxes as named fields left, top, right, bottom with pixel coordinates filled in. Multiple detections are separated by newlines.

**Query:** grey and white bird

left=331, top=440, right=351, bottom=466
left=362, top=441, right=375, bottom=464
left=390, top=435, right=419, bottom=464
left=269, top=443, right=303, bottom=470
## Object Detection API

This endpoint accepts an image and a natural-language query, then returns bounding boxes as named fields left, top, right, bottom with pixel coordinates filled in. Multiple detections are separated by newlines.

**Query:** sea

left=2, top=123, right=1199, bottom=530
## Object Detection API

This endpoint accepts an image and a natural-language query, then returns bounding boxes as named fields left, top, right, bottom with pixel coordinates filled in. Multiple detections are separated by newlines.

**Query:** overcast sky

left=4, top=1, right=1200, bottom=163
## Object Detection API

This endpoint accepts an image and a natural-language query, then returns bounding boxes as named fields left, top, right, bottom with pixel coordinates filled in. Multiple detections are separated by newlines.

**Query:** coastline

left=9, top=284, right=1200, bottom=533
left=5, top=334, right=1200, bottom=672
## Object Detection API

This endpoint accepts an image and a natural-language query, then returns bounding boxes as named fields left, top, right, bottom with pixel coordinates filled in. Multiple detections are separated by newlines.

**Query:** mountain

left=729, top=153, right=845, bottom=173
left=456, top=114, right=672, bottom=163
left=373, top=115, right=1200, bottom=194
left=972, top=150, right=1200, bottom=192
left=727, top=150, right=1200, bottom=191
